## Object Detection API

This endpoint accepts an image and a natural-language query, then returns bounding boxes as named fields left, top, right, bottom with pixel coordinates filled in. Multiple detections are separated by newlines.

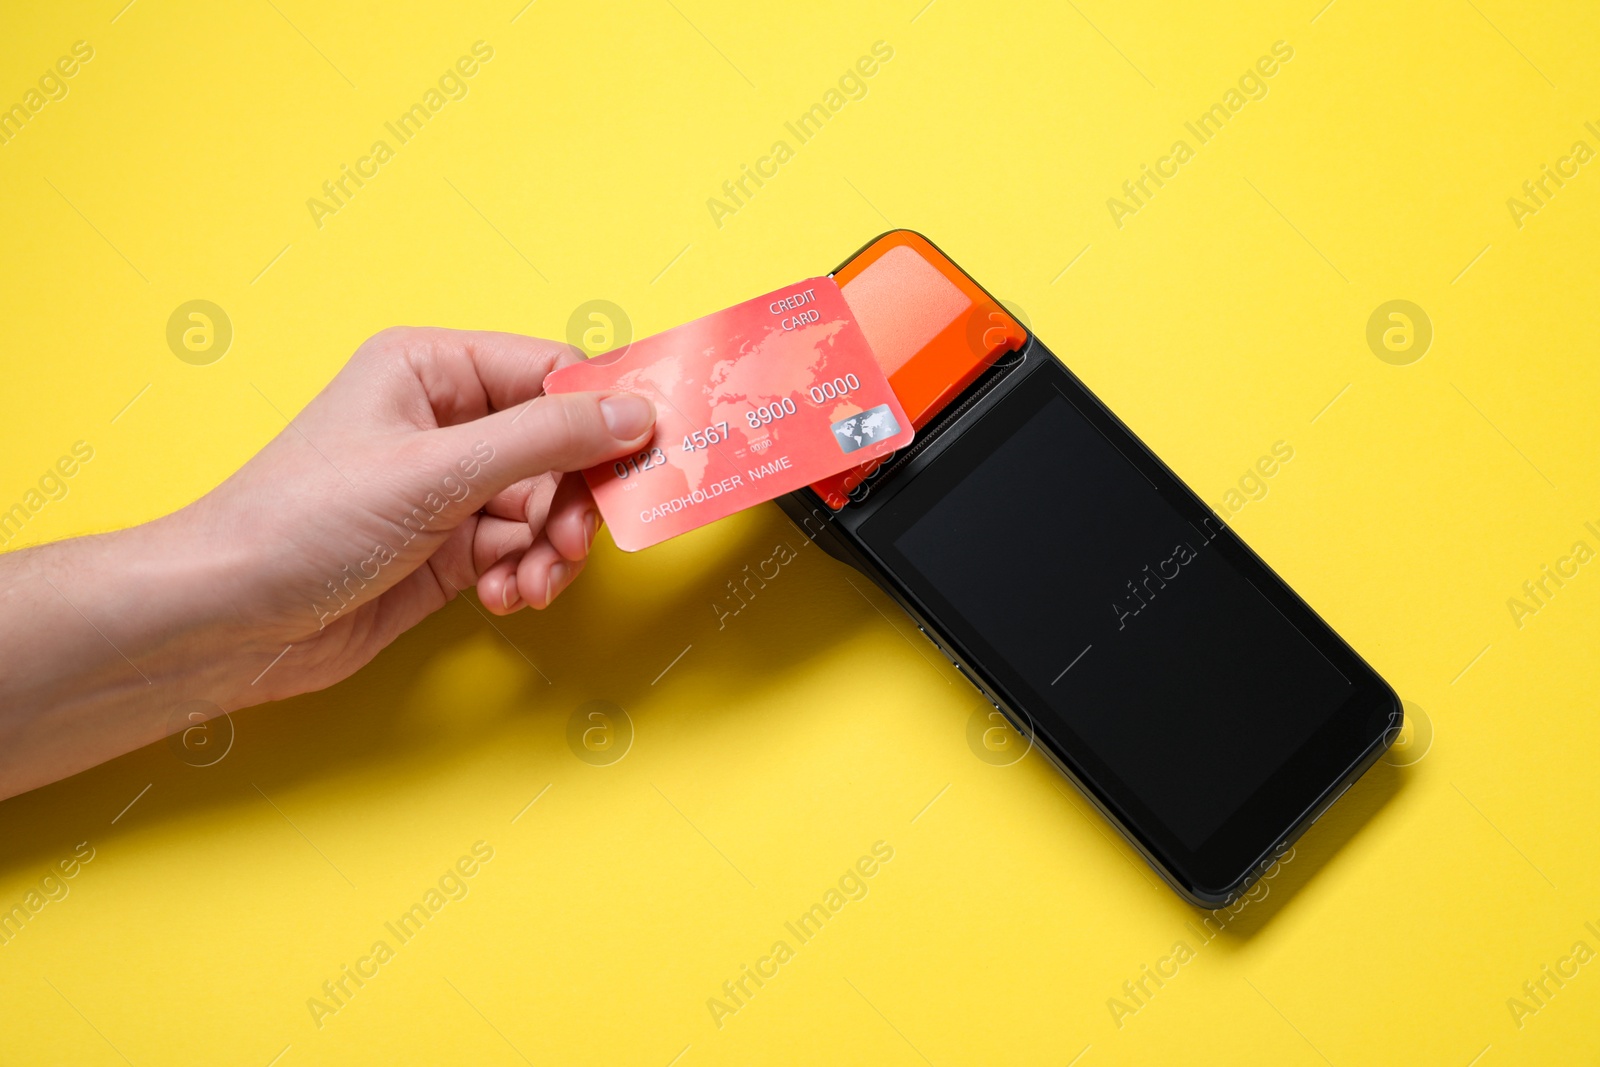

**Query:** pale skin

left=0, top=328, right=656, bottom=801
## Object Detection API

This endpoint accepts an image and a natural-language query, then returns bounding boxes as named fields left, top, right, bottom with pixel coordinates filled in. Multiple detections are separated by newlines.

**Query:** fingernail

left=600, top=394, right=655, bottom=439
left=583, top=511, right=599, bottom=553
left=501, top=582, right=519, bottom=611
left=545, top=562, right=570, bottom=607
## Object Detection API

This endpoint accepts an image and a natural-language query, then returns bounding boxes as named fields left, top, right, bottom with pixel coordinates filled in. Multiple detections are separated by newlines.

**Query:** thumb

left=431, top=390, right=656, bottom=508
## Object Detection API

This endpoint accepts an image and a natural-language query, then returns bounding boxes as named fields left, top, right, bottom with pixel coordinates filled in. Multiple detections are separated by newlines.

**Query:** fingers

left=544, top=468, right=601, bottom=561
left=476, top=550, right=527, bottom=613
left=477, top=532, right=586, bottom=614
left=434, top=389, right=656, bottom=508
left=516, top=535, right=585, bottom=610
left=354, top=329, right=635, bottom=614
left=483, top=472, right=560, bottom=525
left=358, top=328, right=587, bottom=428
left=474, top=471, right=600, bottom=613
left=471, top=515, right=535, bottom=575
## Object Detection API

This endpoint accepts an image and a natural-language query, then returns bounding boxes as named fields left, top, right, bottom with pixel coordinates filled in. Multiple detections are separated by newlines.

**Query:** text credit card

left=543, top=277, right=913, bottom=551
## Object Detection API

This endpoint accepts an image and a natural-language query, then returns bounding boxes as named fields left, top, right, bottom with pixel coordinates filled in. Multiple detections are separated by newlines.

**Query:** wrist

left=52, top=507, right=269, bottom=711
left=128, top=504, right=285, bottom=709
left=0, top=509, right=263, bottom=798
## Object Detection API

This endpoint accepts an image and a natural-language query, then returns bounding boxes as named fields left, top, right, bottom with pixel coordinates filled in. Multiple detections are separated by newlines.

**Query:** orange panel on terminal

left=808, top=231, right=1028, bottom=509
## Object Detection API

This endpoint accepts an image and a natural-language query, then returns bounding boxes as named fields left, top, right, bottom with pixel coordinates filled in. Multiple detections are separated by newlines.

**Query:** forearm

left=0, top=329, right=651, bottom=801
left=0, top=511, right=258, bottom=799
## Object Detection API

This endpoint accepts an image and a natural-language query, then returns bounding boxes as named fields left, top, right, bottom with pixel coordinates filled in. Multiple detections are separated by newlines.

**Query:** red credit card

left=543, top=277, right=914, bottom=551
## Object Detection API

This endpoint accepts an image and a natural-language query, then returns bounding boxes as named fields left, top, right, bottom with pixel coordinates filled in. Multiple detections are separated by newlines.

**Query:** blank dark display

left=890, top=394, right=1351, bottom=849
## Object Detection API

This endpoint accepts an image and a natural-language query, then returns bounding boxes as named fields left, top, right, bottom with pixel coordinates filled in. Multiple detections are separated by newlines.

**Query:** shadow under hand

left=0, top=502, right=878, bottom=887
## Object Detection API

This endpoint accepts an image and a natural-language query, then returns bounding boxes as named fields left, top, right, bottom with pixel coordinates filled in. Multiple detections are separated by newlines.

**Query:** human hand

left=186, top=327, right=655, bottom=706
left=0, top=326, right=654, bottom=798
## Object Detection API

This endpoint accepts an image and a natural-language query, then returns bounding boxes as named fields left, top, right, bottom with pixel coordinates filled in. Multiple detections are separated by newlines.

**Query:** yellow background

left=2, top=0, right=1598, bottom=1063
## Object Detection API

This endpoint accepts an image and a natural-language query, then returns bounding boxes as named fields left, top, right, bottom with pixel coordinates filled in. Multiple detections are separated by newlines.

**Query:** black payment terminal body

left=779, top=231, right=1399, bottom=907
